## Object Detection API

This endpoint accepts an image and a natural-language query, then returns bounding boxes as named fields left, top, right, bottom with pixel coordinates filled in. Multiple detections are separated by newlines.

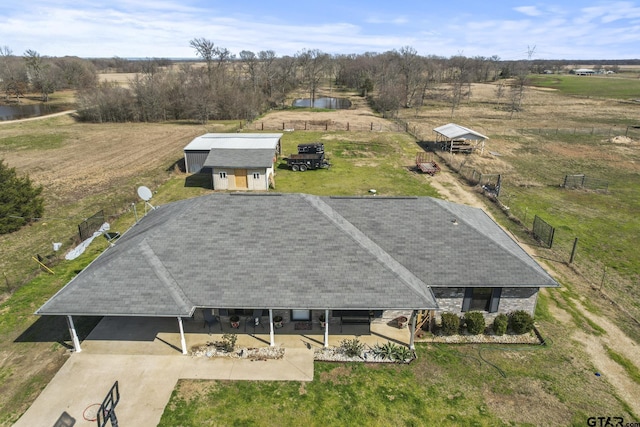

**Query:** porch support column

left=324, top=309, right=330, bottom=348
left=177, top=317, right=187, bottom=355
left=269, top=309, right=275, bottom=347
left=409, top=310, right=417, bottom=350
left=66, top=315, right=82, bottom=353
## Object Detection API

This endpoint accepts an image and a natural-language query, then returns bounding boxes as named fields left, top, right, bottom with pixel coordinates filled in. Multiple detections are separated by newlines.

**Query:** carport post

left=409, top=311, right=417, bottom=350
left=66, top=315, right=82, bottom=353
left=324, top=309, right=329, bottom=348
left=268, top=309, right=275, bottom=347
left=177, top=317, right=187, bottom=355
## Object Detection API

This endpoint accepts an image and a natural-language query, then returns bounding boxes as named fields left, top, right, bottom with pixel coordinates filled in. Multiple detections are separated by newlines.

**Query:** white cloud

left=514, top=6, right=543, bottom=17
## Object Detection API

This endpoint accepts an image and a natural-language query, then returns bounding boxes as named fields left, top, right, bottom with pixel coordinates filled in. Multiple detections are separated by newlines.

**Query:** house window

left=291, top=309, right=311, bottom=321
left=253, top=173, right=260, bottom=179
left=462, top=287, right=501, bottom=313
left=219, top=172, right=227, bottom=179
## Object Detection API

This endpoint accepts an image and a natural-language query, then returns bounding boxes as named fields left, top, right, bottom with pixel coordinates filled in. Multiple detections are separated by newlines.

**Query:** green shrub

left=372, top=342, right=396, bottom=360
left=440, top=312, right=460, bottom=336
left=340, top=338, right=364, bottom=357
left=464, top=311, right=486, bottom=335
left=0, top=160, right=44, bottom=234
left=492, top=313, right=508, bottom=335
left=371, top=341, right=413, bottom=362
left=509, top=310, right=534, bottom=334
left=220, top=333, right=237, bottom=352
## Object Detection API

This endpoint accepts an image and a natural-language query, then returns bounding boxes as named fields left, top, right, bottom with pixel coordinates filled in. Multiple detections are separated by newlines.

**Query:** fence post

left=282, top=122, right=285, bottom=130
left=325, top=122, right=328, bottom=131
left=569, top=237, right=578, bottom=264
left=347, top=122, right=350, bottom=131
left=371, top=122, right=373, bottom=131
left=261, top=122, right=264, bottom=130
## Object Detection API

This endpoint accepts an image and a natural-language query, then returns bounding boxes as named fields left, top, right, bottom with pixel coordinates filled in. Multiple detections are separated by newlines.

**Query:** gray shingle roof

left=203, top=148, right=275, bottom=168
left=37, top=193, right=558, bottom=317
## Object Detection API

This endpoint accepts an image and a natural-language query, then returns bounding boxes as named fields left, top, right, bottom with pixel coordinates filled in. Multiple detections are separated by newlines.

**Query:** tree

left=296, top=49, right=329, bottom=107
left=0, top=160, right=44, bottom=234
left=23, top=49, right=56, bottom=101
left=189, top=37, right=216, bottom=88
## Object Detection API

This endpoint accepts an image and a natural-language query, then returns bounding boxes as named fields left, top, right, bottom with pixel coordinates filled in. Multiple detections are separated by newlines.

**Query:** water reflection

left=0, top=103, right=54, bottom=121
left=292, top=97, right=351, bottom=109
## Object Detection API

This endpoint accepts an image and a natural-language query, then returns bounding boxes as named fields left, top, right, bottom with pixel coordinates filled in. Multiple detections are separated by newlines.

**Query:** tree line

left=2, top=39, right=632, bottom=125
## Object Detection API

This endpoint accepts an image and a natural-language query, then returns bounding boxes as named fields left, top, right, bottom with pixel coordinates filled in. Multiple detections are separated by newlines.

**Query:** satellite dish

left=137, top=186, right=153, bottom=201
left=136, top=185, right=156, bottom=215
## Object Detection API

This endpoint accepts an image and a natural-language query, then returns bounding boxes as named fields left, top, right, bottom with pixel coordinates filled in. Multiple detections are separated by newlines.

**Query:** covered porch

left=72, top=309, right=420, bottom=356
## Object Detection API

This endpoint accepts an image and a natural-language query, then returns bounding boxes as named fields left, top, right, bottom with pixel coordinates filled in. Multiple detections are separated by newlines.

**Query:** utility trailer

left=416, top=152, right=441, bottom=176
left=297, top=143, right=324, bottom=154
left=287, top=153, right=330, bottom=171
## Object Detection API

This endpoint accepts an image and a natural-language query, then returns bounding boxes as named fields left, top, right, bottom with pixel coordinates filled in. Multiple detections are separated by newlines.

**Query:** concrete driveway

left=14, top=317, right=314, bottom=427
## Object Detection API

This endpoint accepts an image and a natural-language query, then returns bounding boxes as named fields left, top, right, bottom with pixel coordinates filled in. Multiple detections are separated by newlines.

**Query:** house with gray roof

left=183, top=133, right=282, bottom=191
left=37, top=193, right=558, bottom=354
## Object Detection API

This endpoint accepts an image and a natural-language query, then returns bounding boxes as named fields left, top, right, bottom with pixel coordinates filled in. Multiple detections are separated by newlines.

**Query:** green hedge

left=509, top=310, right=534, bottom=334
left=492, top=313, right=508, bottom=335
left=440, top=312, right=460, bottom=336
left=464, top=311, right=486, bottom=335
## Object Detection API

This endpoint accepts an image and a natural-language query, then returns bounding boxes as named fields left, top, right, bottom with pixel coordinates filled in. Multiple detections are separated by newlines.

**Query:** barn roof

left=204, top=148, right=275, bottom=168
left=183, top=133, right=282, bottom=151
left=433, top=123, right=488, bottom=141
left=36, top=193, right=557, bottom=318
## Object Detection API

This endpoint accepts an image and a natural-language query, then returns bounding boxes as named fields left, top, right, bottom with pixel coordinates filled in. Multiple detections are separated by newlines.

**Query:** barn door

left=234, top=169, right=248, bottom=189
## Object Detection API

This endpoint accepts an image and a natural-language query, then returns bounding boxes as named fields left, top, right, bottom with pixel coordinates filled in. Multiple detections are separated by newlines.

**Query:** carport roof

left=36, top=193, right=558, bottom=318
left=433, top=123, right=488, bottom=141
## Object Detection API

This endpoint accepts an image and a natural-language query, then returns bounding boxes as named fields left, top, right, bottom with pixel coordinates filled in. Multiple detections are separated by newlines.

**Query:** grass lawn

left=528, top=74, right=640, bottom=100
left=159, top=297, right=634, bottom=426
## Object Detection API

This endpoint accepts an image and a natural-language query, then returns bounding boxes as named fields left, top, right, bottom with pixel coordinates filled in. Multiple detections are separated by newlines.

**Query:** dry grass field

left=1, top=76, right=640, bottom=425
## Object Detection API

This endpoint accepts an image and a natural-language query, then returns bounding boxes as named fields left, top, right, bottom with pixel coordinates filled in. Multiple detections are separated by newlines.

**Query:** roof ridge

left=140, top=239, right=194, bottom=315
left=302, top=194, right=437, bottom=307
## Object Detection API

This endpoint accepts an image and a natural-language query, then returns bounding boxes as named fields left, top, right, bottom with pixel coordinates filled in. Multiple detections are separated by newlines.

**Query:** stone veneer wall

left=431, top=287, right=539, bottom=322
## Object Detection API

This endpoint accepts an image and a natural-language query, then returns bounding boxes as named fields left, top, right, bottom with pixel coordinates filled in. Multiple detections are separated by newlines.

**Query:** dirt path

left=548, top=297, right=640, bottom=417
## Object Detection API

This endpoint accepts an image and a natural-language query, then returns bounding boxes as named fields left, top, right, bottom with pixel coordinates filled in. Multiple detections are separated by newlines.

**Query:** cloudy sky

left=1, top=0, right=639, bottom=60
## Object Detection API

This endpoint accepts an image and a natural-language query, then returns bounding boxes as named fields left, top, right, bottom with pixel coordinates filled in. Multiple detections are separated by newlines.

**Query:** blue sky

left=1, top=1, right=639, bottom=59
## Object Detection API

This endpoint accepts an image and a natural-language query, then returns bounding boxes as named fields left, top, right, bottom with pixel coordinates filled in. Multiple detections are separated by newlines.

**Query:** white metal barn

left=183, top=133, right=282, bottom=191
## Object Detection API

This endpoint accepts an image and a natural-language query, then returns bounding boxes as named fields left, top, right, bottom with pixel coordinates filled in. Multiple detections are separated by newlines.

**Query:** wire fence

left=517, top=126, right=640, bottom=138
left=562, top=174, right=609, bottom=192
left=248, top=120, right=407, bottom=133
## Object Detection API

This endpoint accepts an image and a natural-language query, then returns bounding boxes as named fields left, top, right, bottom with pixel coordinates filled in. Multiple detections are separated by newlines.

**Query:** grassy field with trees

left=1, top=45, right=639, bottom=425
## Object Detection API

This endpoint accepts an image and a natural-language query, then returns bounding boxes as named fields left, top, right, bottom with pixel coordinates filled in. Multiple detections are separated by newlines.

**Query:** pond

left=292, top=97, right=351, bottom=109
left=0, top=103, right=55, bottom=121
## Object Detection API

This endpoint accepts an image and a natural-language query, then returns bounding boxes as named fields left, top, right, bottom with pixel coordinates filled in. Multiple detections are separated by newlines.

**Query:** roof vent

left=452, top=219, right=459, bottom=225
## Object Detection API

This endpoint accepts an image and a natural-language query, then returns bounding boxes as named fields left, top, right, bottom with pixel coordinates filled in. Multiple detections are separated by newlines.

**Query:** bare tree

left=23, top=49, right=56, bottom=101
left=189, top=38, right=216, bottom=88
left=296, top=49, right=329, bottom=107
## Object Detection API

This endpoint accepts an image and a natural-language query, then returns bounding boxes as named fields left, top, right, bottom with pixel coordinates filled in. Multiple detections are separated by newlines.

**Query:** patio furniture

left=245, top=309, right=265, bottom=333
left=203, top=308, right=221, bottom=333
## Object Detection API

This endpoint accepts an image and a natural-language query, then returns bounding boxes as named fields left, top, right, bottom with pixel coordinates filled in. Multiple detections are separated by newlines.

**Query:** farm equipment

left=416, top=152, right=441, bottom=176
left=286, top=142, right=330, bottom=171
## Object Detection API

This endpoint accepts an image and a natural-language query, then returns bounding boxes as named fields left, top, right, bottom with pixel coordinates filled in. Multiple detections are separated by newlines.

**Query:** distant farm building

left=574, top=68, right=595, bottom=76
left=183, top=133, right=282, bottom=191
left=433, top=123, right=488, bottom=154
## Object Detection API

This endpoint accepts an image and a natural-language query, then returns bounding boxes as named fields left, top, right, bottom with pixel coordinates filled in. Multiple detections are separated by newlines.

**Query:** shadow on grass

left=185, top=171, right=212, bottom=189
left=14, top=315, right=102, bottom=349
